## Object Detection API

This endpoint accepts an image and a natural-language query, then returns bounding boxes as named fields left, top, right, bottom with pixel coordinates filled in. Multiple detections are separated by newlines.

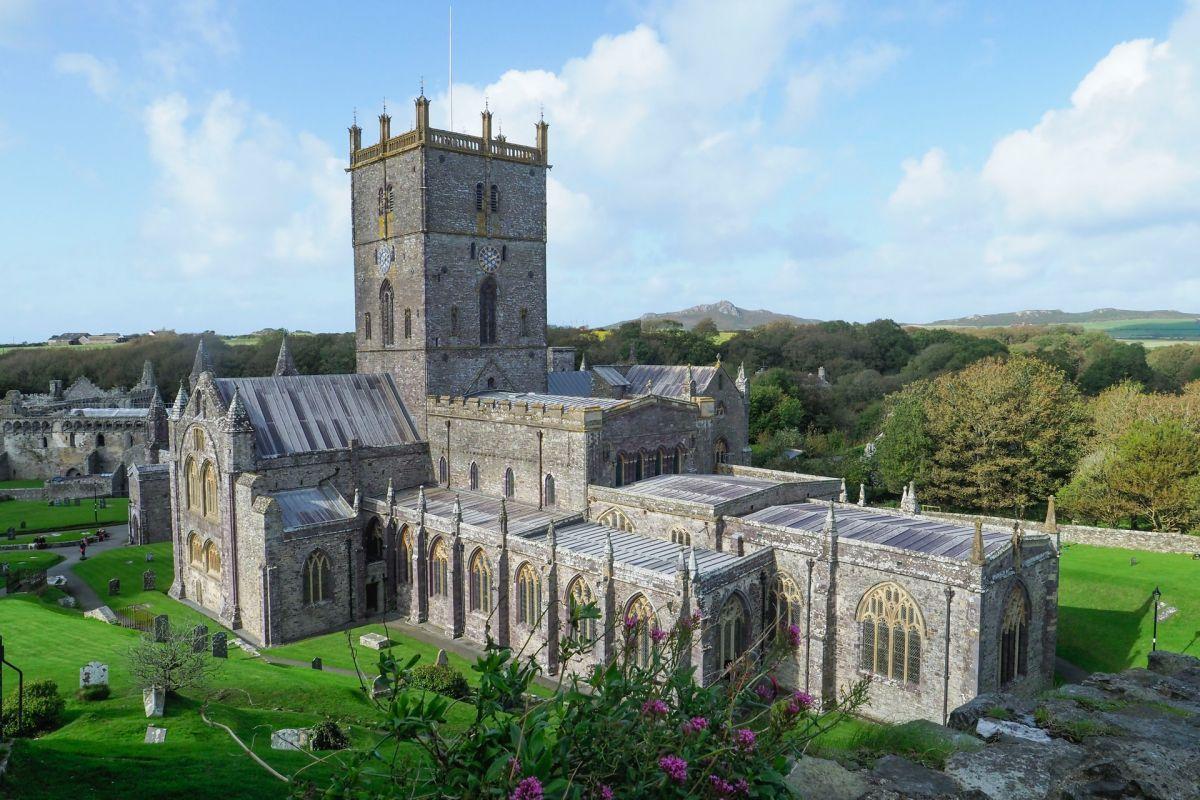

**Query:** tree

left=128, top=624, right=220, bottom=694
left=1076, top=339, right=1154, bottom=395
left=692, top=317, right=720, bottom=338
left=1060, top=420, right=1200, bottom=532
left=909, top=356, right=1088, bottom=512
left=874, top=384, right=932, bottom=494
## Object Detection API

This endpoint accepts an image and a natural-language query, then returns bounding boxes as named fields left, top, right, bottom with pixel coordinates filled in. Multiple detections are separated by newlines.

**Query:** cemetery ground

left=0, top=497, right=129, bottom=537
left=0, top=550, right=62, bottom=571
left=0, top=537, right=1196, bottom=797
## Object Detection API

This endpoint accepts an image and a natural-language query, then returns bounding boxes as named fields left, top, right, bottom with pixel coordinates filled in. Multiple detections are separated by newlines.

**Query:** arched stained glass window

left=516, top=563, right=540, bottom=625
left=857, top=582, right=924, bottom=685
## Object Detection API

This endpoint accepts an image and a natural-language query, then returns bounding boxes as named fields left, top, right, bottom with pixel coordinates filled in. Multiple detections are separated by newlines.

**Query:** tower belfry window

left=404, top=308, right=412, bottom=339
left=489, top=184, right=499, bottom=212
left=475, top=183, right=484, bottom=211
left=479, top=276, right=497, bottom=344
left=379, top=280, right=395, bottom=345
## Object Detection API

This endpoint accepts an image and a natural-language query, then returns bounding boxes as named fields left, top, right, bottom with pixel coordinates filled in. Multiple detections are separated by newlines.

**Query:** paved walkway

left=44, top=524, right=129, bottom=612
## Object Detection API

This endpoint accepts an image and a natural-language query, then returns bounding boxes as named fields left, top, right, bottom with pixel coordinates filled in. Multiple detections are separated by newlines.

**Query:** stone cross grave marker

left=191, top=624, right=209, bottom=653
left=79, top=661, right=108, bottom=689
left=211, top=631, right=228, bottom=658
left=145, top=552, right=154, bottom=562
left=143, top=570, right=156, bottom=591
left=108, top=578, right=120, bottom=596
left=153, top=614, right=170, bottom=642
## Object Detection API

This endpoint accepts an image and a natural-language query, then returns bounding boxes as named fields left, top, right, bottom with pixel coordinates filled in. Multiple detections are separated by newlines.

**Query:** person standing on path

left=79, top=539, right=87, bottom=561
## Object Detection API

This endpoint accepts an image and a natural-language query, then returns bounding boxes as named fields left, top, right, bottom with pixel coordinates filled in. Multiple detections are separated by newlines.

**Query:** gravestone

left=153, top=614, right=170, bottom=642
left=372, top=674, right=389, bottom=698
left=271, top=728, right=312, bottom=751
left=311, top=657, right=322, bottom=670
left=58, top=595, right=77, bottom=608
left=359, top=632, right=392, bottom=650
left=191, top=624, right=209, bottom=653
left=144, top=726, right=167, bottom=744
left=6, top=527, right=14, bottom=540
left=143, top=569, right=156, bottom=591
left=99, top=498, right=107, bottom=509
left=79, top=661, right=109, bottom=689
left=143, top=686, right=165, bottom=718
left=47, top=500, right=54, bottom=507
left=211, top=632, right=228, bottom=658
left=74, top=498, right=81, bottom=506
left=107, top=578, right=120, bottom=596
left=145, top=552, right=154, bottom=562
left=435, top=648, right=449, bottom=667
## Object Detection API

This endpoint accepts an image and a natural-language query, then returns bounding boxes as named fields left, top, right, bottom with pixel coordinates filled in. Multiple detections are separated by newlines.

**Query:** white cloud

left=140, top=91, right=345, bottom=278
left=871, top=3, right=1200, bottom=320
left=54, top=52, right=118, bottom=99
left=785, top=42, right=904, bottom=123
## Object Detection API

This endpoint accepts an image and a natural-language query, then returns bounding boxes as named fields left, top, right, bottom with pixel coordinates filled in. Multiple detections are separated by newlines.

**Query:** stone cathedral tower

left=349, top=95, right=549, bottom=433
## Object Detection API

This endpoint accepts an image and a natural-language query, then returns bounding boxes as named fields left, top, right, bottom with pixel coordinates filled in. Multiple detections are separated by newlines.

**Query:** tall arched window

left=714, top=438, right=730, bottom=465
left=450, top=306, right=459, bottom=335
left=364, top=518, right=385, bottom=563
left=475, top=182, right=484, bottom=211
left=489, top=184, right=499, bottom=212
left=519, top=308, right=529, bottom=337
left=303, top=549, right=333, bottom=605
left=516, top=563, right=540, bottom=625
left=469, top=462, right=479, bottom=491
left=404, top=308, right=412, bottom=339
left=625, top=594, right=656, bottom=668
left=662, top=447, right=677, bottom=475
left=398, top=526, right=412, bottom=583
left=438, top=457, right=449, bottom=485
left=567, top=576, right=596, bottom=648
left=96, top=433, right=106, bottom=447
left=479, top=276, right=497, bottom=344
left=544, top=474, right=556, bottom=506
left=379, top=280, right=395, bottom=345
left=614, top=453, right=625, bottom=487
left=201, top=461, right=218, bottom=520
left=597, top=507, right=635, bottom=533
left=1000, top=584, right=1030, bottom=685
left=469, top=550, right=492, bottom=613
left=769, top=573, right=803, bottom=640
left=429, top=539, right=449, bottom=597
left=857, top=582, right=924, bottom=685
left=203, top=540, right=222, bottom=575
left=188, top=532, right=202, bottom=565
left=504, top=467, right=515, bottom=499
left=364, top=312, right=372, bottom=340
left=670, top=528, right=691, bottom=546
left=185, top=457, right=199, bottom=510
left=719, top=594, right=748, bottom=668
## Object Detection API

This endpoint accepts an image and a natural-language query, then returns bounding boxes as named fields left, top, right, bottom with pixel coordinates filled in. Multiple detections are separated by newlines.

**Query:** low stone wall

left=923, top=509, right=1200, bottom=556
left=0, top=474, right=120, bottom=502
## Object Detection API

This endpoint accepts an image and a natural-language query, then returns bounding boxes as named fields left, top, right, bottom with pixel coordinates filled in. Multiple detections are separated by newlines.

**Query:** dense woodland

left=5, top=319, right=1200, bottom=532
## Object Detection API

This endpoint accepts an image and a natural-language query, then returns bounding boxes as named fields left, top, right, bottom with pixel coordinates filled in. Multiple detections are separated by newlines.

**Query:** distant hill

left=928, top=308, right=1200, bottom=328
left=618, top=301, right=820, bottom=331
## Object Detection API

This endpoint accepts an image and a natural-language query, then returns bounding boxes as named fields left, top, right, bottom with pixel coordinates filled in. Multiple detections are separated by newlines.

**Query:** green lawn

left=1057, top=543, right=1199, bottom=673
left=0, top=549, right=64, bottom=570
left=0, top=479, right=43, bottom=489
left=0, top=497, right=128, bottom=535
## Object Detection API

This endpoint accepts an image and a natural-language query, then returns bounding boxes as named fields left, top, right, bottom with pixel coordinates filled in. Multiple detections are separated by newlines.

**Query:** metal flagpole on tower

left=449, top=3, right=454, bottom=131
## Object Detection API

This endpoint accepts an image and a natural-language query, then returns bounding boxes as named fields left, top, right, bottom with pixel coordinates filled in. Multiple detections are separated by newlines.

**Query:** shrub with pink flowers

left=304, top=599, right=868, bottom=799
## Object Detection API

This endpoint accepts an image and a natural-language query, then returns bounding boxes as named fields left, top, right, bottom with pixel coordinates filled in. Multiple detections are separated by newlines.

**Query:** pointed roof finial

left=418, top=485, right=427, bottom=513
left=547, top=518, right=557, bottom=553
left=352, top=487, right=361, bottom=513
left=386, top=476, right=395, bottom=505
left=171, top=379, right=189, bottom=418
left=715, top=352, right=722, bottom=368
left=825, top=499, right=838, bottom=535
left=148, top=387, right=166, bottom=418
left=908, top=481, right=920, bottom=514
left=686, top=364, right=696, bottom=398
left=273, top=334, right=298, bottom=377
left=580, top=352, right=589, bottom=371
left=605, top=526, right=615, bottom=564
left=190, top=337, right=213, bottom=390
left=453, top=493, right=462, bottom=522
left=419, top=75, right=424, bottom=97
left=1044, top=495, right=1058, bottom=533
left=539, top=103, right=544, bottom=122
left=382, top=96, right=387, bottom=115
left=838, top=479, right=847, bottom=503
left=689, top=544, right=700, bottom=582
left=970, top=519, right=985, bottom=565
left=353, top=106, right=358, bottom=126
left=484, top=95, right=489, bottom=112
left=858, top=483, right=866, bottom=507
left=224, top=387, right=251, bottom=430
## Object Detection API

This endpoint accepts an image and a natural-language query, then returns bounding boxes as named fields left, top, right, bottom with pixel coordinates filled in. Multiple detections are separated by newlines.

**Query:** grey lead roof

left=469, top=391, right=628, bottom=410
left=741, top=502, right=1015, bottom=561
left=625, top=365, right=718, bottom=398
left=274, top=484, right=355, bottom=531
left=523, top=520, right=742, bottom=577
left=214, top=374, right=419, bottom=458
left=591, top=366, right=630, bottom=387
left=392, top=486, right=563, bottom=534
left=546, top=371, right=593, bottom=397
left=617, top=474, right=780, bottom=505
left=69, top=408, right=149, bottom=418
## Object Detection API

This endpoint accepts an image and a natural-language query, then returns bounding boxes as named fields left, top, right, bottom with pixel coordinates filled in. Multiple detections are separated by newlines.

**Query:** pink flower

left=682, top=716, right=709, bottom=734
left=508, top=757, right=522, bottom=776
left=597, top=786, right=614, bottom=800
left=733, top=728, right=756, bottom=752
left=755, top=676, right=779, bottom=701
left=641, top=698, right=669, bottom=717
left=709, top=775, right=750, bottom=797
left=650, top=626, right=667, bottom=643
left=787, top=690, right=815, bottom=715
left=787, top=623, right=802, bottom=647
left=691, top=609, right=702, bottom=626
left=624, top=614, right=639, bottom=631
left=658, top=755, right=688, bottom=784
left=510, top=776, right=543, bottom=800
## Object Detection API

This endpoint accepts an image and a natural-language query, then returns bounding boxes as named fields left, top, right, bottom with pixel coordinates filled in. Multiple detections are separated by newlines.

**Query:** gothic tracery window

left=1000, top=585, right=1030, bottom=685
left=469, top=550, right=492, bottom=613
left=625, top=594, right=657, bottom=668
left=469, top=462, right=479, bottom=491
left=769, top=572, right=803, bottom=640
left=857, top=582, right=924, bottom=685
left=718, top=594, right=748, bottom=668
left=303, top=549, right=333, bottom=605
left=185, top=457, right=199, bottom=511
left=597, top=507, right=635, bottom=533
left=201, top=461, right=218, bottom=520
left=398, top=526, right=412, bottom=583
left=670, top=528, right=691, bottom=546
left=479, top=276, right=497, bottom=344
left=489, top=184, right=499, bottom=212
left=429, top=539, right=449, bottom=597
left=516, top=563, right=540, bottom=625
left=567, top=576, right=596, bottom=648
left=379, top=280, right=395, bottom=345
left=714, top=438, right=730, bottom=465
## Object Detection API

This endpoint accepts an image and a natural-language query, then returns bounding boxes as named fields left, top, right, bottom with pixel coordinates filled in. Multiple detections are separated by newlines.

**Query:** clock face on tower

left=479, top=245, right=501, bottom=273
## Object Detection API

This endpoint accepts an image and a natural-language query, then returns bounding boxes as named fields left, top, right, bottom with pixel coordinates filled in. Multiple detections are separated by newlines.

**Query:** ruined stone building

left=130, top=95, right=1057, bottom=724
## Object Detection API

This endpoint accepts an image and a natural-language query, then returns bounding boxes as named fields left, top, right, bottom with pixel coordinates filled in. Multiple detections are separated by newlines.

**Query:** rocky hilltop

left=788, top=650, right=1200, bottom=799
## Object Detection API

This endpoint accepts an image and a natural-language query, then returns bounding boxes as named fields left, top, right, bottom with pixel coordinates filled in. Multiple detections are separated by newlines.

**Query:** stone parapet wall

left=922, top=510, right=1200, bottom=555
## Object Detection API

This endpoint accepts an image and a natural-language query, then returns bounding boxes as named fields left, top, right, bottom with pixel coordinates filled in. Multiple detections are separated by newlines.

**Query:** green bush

left=2, top=679, right=66, bottom=736
left=76, top=684, right=111, bottom=702
left=312, top=719, right=350, bottom=751
left=402, top=663, right=470, bottom=699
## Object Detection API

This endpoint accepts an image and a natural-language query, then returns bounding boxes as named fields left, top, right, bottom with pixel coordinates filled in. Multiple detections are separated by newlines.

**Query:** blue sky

left=1, top=0, right=1197, bottom=340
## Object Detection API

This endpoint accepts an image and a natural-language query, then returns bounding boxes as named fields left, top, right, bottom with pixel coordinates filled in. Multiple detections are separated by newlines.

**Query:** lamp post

left=1151, top=586, right=1162, bottom=657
